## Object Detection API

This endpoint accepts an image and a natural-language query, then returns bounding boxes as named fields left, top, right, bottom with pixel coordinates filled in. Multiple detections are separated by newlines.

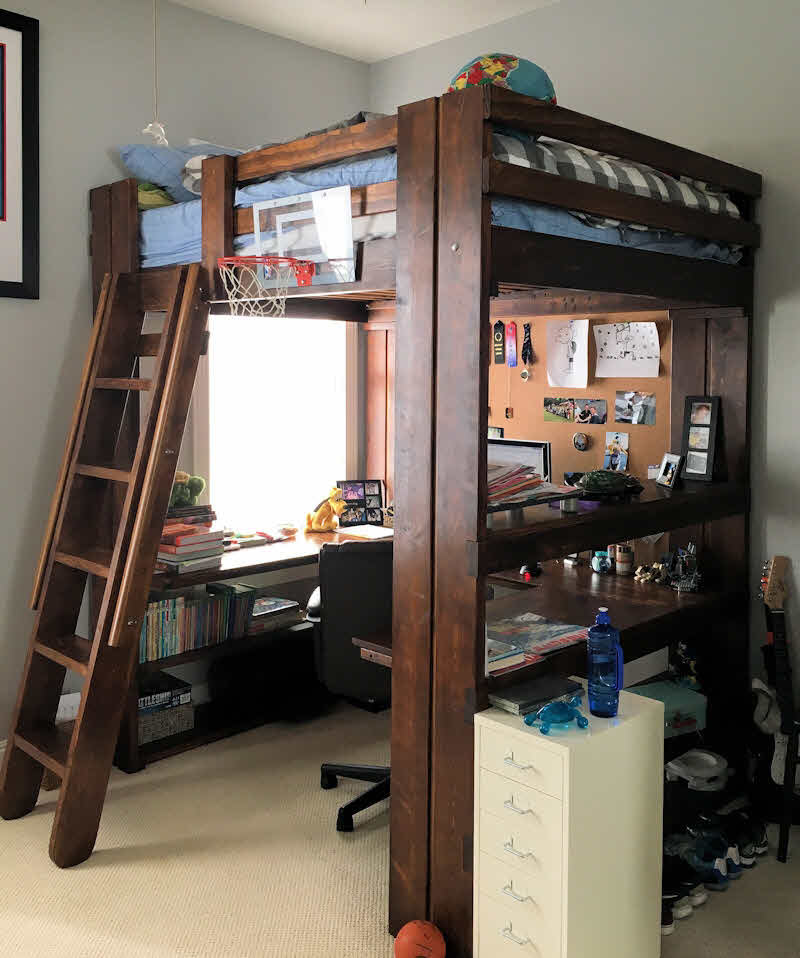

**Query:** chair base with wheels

left=320, top=762, right=391, bottom=832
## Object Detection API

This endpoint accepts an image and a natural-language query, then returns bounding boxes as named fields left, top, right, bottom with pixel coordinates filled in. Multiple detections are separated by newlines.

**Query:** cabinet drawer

left=479, top=853, right=561, bottom=953
left=480, top=726, right=564, bottom=799
left=479, top=769, right=563, bottom=840
left=479, top=809, right=562, bottom=882
left=476, top=894, right=556, bottom=958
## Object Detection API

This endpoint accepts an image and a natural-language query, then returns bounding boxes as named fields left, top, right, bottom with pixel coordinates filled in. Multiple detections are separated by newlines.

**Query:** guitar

left=759, top=556, right=798, bottom=862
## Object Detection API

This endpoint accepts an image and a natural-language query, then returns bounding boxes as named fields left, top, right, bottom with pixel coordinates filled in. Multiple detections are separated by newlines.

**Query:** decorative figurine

left=523, top=694, right=590, bottom=735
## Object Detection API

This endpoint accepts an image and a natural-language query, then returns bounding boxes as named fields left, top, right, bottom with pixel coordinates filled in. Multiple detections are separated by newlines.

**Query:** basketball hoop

left=217, top=255, right=315, bottom=317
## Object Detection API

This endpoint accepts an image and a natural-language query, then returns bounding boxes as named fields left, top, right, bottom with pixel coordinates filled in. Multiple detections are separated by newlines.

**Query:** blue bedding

left=139, top=151, right=741, bottom=269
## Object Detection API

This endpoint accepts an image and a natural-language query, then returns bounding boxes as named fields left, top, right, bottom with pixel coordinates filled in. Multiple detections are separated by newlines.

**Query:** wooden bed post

left=429, top=87, right=492, bottom=957
left=201, top=154, right=235, bottom=301
left=391, top=96, right=440, bottom=933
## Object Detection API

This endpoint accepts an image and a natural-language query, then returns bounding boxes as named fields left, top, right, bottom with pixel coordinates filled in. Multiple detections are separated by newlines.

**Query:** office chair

left=307, top=539, right=392, bottom=831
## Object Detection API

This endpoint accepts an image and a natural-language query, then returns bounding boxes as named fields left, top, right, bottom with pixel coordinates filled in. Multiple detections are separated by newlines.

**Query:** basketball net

left=217, top=256, right=315, bottom=318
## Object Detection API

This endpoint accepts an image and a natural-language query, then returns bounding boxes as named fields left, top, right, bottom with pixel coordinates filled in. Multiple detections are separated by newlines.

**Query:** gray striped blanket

left=493, top=133, right=740, bottom=231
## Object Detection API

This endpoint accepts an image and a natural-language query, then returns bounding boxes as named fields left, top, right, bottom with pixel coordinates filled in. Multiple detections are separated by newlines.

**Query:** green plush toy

left=169, top=471, right=206, bottom=508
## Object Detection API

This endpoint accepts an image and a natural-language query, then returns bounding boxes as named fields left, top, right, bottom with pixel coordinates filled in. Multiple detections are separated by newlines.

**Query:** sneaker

left=663, top=851, right=708, bottom=907
left=664, top=833, right=729, bottom=891
left=698, top=810, right=767, bottom=867
left=689, top=824, right=742, bottom=879
left=661, top=897, right=676, bottom=936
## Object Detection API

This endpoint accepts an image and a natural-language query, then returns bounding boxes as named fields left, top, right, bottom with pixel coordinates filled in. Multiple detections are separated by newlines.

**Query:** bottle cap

left=595, top=607, right=611, bottom=625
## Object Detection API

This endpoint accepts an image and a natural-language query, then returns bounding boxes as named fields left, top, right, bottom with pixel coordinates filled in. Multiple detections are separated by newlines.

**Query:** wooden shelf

left=137, top=621, right=311, bottom=673
left=477, top=480, right=747, bottom=575
left=136, top=702, right=268, bottom=766
left=486, top=559, right=744, bottom=690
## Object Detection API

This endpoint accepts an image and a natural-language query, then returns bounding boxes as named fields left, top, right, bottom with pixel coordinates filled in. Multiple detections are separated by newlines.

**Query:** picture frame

left=0, top=10, right=38, bottom=299
left=656, top=452, right=682, bottom=489
left=337, top=479, right=385, bottom=526
left=680, top=396, right=720, bottom=481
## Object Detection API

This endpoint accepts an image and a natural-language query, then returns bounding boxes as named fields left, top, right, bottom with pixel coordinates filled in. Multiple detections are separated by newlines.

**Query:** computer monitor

left=487, top=437, right=551, bottom=482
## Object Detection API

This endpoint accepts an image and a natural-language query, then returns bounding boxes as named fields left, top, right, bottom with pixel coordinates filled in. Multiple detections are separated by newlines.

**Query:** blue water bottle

left=587, top=607, right=624, bottom=717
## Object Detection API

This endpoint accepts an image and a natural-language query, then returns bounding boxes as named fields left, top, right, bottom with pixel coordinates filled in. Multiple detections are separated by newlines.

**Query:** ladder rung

left=34, top=635, right=93, bottom=676
left=14, top=724, right=72, bottom=776
left=94, top=377, right=152, bottom=391
left=137, top=330, right=209, bottom=357
left=74, top=463, right=132, bottom=482
left=54, top=547, right=112, bottom=578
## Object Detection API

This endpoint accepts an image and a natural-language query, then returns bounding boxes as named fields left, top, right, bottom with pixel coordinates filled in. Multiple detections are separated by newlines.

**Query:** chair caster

left=336, top=811, right=354, bottom=832
left=320, top=770, right=338, bottom=790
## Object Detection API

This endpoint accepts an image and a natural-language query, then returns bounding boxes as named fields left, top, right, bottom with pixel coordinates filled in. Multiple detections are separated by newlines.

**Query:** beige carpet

left=0, top=704, right=393, bottom=958
left=2, top=709, right=798, bottom=958
left=661, top=825, right=800, bottom=958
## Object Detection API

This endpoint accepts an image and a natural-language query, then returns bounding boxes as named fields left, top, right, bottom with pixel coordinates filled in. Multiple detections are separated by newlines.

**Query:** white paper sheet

left=594, top=322, right=661, bottom=378
left=546, top=319, right=588, bottom=388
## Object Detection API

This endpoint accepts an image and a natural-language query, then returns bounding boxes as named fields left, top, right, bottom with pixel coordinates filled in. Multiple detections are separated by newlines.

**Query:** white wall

left=0, top=0, right=367, bottom=733
left=370, top=0, right=800, bottom=675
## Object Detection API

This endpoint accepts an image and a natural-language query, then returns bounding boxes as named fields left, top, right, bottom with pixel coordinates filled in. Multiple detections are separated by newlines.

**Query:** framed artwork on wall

left=0, top=10, right=38, bottom=299
left=680, top=396, right=720, bottom=481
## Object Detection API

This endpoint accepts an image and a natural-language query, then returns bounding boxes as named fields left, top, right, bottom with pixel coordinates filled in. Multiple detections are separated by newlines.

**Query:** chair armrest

left=306, top=585, right=322, bottom=623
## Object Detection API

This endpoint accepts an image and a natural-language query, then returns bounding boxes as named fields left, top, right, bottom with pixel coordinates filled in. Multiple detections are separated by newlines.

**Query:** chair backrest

left=315, top=539, right=393, bottom=707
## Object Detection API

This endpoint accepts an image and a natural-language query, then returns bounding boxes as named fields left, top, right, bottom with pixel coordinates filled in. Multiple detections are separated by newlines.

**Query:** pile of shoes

left=661, top=809, right=768, bottom=935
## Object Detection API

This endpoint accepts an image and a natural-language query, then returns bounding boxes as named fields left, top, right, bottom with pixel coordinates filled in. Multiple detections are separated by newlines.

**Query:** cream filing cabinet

left=473, top=688, right=664, bottom=958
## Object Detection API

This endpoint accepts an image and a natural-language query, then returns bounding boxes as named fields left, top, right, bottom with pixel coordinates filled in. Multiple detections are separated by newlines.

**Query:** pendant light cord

left=152, top=0, right=159, bottom=124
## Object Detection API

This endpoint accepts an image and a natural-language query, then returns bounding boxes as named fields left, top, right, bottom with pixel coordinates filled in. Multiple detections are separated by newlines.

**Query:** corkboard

left=488, top=311, right=671, bottom=482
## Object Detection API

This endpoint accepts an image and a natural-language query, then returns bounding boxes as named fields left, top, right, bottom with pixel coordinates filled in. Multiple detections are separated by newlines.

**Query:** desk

left=155, top=529, right=393, bottom=589
left=353, top=633, right=393, bottom=669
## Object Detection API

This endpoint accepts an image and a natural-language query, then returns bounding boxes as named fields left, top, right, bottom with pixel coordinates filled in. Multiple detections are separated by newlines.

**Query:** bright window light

left=207, top=315, right=347, bottom=532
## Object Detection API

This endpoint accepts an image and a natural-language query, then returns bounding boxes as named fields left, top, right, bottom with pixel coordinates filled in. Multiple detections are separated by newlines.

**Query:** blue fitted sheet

left=139, top=151, right=741, bottom=269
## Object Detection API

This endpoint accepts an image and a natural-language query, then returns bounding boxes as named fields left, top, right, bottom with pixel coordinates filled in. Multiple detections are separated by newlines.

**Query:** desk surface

left=155, top=529, right=392, bottom=588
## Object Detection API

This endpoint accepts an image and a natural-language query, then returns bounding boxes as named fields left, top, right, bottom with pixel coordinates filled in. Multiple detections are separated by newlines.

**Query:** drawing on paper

left=546, top=319, right=589, bottom=389
left=594, top=322, right=660, bottom=378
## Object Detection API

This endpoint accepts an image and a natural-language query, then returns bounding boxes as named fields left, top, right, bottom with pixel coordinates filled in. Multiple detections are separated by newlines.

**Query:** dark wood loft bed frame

left=88, top=87, right=760, bottom=958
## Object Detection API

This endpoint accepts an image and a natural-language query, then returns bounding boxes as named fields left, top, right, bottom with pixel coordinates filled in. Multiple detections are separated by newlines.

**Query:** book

left=154, top=554, right=223, bottom=575
left=486, top=637, right=527, bottom=673
left=486, top=612, right=588, bottom=664
left=161, top=526, right=223, bottom=547
left=488, top=676, right=582, bottom=716
left=158, top=543, right=225, bottom=558
left=245, top=608, right=304, bottom=635
left=250, top=597, right=300, bottom=619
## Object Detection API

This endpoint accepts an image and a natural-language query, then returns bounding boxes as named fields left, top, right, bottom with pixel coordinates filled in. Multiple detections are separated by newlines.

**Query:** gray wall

left=0, top=0, right=367, bottom=733
left=370, top=0, right=800, bottom=674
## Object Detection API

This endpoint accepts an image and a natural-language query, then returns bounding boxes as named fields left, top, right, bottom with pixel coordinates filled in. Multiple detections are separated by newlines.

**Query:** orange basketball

left=394, top=920, right=446, bottom=958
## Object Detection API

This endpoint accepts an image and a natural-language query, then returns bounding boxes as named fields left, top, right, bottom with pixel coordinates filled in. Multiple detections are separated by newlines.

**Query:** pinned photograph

left=690, top=401, right=713, bottom=426
left=686, top=451, right=708, bottom=475
left=688, top=427, right=709, bottom=451
left=574, top=398, right=608, bottom=424
left=603, top=432, right=629, bottom=472
left=615, top=391, right=656, bottom=425
left=544, top=397, right=574, bottom=422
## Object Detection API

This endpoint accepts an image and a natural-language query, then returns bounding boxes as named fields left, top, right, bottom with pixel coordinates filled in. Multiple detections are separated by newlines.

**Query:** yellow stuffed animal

left=306, top=487, right=347, bottom=533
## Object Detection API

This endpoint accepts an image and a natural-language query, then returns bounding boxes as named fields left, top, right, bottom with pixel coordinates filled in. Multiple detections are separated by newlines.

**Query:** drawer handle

left=504, top=753, right=535, bottom=772
left=502, top=926, right=533, bottom=947
left=503, top=840, right=535, bottom=860
left=504, top=798, right=534, bottom=816
left=503, top=883, right=534, bottom=904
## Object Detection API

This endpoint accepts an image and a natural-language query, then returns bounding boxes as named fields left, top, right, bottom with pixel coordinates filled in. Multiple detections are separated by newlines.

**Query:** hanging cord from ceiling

left=142, top=0, right=168, bottom=145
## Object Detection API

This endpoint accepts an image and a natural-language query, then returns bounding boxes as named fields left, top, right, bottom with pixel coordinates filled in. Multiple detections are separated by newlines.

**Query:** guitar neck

left=769, top=608, right=796, bottom=734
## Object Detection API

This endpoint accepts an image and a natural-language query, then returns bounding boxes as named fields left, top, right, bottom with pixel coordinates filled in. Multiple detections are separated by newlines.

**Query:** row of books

left=155, top=504, right=223, bottom=576
left=137, top=672, right=194, bottom=746
left=138, top=583, right=303, bottom=664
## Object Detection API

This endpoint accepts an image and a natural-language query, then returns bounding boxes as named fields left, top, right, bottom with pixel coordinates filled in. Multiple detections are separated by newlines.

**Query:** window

left=197, top=315, right=359, bottom=532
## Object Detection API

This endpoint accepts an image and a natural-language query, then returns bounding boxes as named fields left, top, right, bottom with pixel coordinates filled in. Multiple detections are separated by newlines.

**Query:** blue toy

left=523, top=694, right=589, bottom=735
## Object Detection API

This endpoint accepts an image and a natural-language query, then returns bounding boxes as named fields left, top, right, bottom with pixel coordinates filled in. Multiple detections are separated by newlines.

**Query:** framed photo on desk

left=337, top=479, right=386, bottom=526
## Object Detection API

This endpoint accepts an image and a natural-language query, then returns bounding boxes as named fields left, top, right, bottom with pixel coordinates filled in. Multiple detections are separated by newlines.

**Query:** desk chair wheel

left=321, top=769, right=338, bottom=790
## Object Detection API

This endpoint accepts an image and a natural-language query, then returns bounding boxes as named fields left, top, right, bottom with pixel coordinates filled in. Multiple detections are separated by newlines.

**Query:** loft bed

left=92, top=86, right=759, bottom=317
left=88, top=87, right=761, bottom=957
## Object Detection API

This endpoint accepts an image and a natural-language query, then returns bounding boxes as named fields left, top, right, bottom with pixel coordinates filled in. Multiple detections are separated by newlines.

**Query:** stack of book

left=156, top=516, right=224, bottom=576
left=137, top=671, right=194, bottom=745
left=486, top=638, right=528, bottom=675
left=246, top=596, right=303, bottom=635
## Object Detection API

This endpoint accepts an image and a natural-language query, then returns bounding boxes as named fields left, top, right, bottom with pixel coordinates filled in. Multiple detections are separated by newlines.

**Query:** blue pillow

left=118, top=142, right=242, bottom=203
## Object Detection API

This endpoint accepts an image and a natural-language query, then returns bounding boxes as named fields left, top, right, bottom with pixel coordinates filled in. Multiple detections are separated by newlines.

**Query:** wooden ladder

left=0, top=264, right=208, bottom=866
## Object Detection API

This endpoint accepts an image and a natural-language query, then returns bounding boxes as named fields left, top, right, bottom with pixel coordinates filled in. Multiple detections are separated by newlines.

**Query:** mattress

left=139, top=143, right=742, bottom=270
